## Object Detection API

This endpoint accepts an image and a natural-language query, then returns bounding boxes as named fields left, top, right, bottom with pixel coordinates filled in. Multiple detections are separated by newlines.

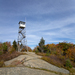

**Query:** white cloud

left=26, top=15, right=75, bottom=48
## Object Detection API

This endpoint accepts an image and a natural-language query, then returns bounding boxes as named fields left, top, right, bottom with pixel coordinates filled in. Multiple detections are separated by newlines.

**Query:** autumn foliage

left=34, top=41, right=75, bottom=68
left=21, top=46, right=32, bottom=52
left=0, top=40, right=32, bottom=67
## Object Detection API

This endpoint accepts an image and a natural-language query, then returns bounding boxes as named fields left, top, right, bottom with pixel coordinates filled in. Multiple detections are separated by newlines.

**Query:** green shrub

left=35, top=49, right=39, bottom=54
left=2, top=43, right=8, bottom=53
left=0, top=51, right=3, bottom=55
left=65, top=59, right=72, bottom=68
left=53, top=51, right=58, bottom=55
left=46, top=51, right=50, bottom=56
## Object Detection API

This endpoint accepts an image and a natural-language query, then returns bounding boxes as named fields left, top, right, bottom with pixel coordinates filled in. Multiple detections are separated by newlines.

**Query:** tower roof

left=19, top=21, right=25, bottom=24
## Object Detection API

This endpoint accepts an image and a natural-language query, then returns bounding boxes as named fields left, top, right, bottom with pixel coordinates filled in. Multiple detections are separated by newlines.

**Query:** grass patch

left=35, top=52, right=46, bottom=56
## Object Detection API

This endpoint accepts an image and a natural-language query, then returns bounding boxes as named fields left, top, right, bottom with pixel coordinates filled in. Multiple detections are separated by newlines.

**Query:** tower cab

left=19, top=21, right=25, bottom=28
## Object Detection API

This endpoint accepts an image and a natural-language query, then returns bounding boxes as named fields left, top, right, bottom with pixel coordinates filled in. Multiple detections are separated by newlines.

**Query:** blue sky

left=0, top=0, right=75, bottom=49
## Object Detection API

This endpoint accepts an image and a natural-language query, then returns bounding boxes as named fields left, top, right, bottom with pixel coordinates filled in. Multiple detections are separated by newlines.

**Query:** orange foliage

left=66, top=47, right=75, bottom=61
left=21, top=46, right=32, bottom=52
left=5, top=42, right=11, bottom=47
left=33, top=46, right=39, bottom=52
left=46, top=43, right=56, bottom=49
left=46, top=43, right=56, bottom=52
left=28, top=46, right=32, bottom=52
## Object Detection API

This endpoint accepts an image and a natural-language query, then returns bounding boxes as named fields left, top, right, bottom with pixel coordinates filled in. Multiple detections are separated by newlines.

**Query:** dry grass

left=0, top=51, right=27, bottom=67
left=68, top=68, right=75, bottom=75
left=36, top=52, right=46, bottom=56
left=0, top=60, right=5, bottom=67
left=0, top=51, right=21, bottom=62
left=42, top=56, right=64, bottom=68
left=40, top=53, right=75, bottom=74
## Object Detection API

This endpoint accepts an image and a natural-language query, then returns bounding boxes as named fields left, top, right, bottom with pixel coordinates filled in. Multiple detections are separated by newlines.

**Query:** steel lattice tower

left=18, top=21, right=27, bottom=52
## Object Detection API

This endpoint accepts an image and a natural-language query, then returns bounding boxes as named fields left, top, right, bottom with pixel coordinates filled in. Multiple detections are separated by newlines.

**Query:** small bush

left=0, top=51, right=3, bottom=55
left=46, top=51, right=50, bottom=56
left=53, top=51, right=58, bottom=55
left=9, top=47, right=16, bottom=54
left=65, top=59, right=72, bottom=68
left=35, top=49, right=39, bottom=54
left=0, top=60, right=5, bottom=67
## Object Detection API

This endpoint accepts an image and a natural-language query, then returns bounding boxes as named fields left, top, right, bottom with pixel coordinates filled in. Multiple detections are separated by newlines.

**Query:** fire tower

left=18, top=21, right=27, bottom=52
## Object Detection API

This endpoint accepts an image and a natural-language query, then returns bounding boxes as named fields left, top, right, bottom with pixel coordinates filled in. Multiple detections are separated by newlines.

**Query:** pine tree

left=39, top=37, right=45, bottom=52
left=13, top=40, right=17, bottom=50
left=2, top=43, right=7, bottom=53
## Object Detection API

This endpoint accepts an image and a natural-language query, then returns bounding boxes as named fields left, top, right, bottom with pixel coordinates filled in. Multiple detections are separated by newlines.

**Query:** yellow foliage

left=9, top=46, right=16, bottom=54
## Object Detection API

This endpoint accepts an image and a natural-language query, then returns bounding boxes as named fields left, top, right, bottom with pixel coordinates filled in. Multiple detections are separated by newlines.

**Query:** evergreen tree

left=39, top=37, right=45, bottom=52
left=13, top=40, right=17, bottom=50
left=2, top=43, right=8, bottom=53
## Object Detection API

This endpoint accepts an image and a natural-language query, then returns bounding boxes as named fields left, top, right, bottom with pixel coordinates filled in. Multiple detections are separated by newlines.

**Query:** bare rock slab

left=24, top=59, right=69, bottom=74
left=0, top=67, right=58, bottom=75
left=4, top=55, right=27, bottom=66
